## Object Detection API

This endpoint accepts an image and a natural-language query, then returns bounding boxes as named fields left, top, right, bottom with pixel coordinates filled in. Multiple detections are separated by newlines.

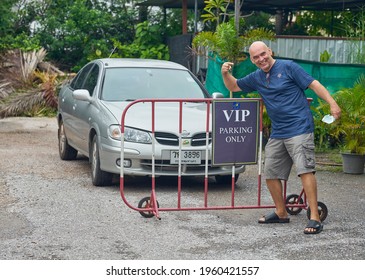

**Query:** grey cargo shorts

left=264, top=133, right=316, bottom=180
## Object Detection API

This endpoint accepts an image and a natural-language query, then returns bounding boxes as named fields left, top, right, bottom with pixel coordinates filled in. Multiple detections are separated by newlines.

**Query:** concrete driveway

left=0, top=117, right=364, bottom=278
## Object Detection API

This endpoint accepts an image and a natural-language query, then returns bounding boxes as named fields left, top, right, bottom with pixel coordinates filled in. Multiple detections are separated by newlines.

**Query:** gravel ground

left=0, top=117, right=364, bottom=261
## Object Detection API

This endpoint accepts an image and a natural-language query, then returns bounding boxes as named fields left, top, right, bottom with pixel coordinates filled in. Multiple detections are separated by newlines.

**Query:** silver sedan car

left=57, top=58, right=245, bottom=186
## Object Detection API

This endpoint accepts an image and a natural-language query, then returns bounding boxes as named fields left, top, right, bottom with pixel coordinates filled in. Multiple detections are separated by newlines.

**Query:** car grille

left=191, top=132, right=212, bottom=146
left=154, top=132, right=178, bottom=146
left=154, top=132, right=212, bottom=146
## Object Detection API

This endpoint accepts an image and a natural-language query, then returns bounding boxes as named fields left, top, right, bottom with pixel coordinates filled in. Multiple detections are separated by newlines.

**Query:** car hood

left=102, top=101, right=212, bottom=133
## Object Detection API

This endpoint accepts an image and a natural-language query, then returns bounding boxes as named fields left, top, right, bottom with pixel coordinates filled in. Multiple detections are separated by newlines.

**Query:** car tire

left=91, top=134, right=113, bottom=186
left=215, top=174, right=239, bottom=185
left=58, top=120, right=78, bottom=160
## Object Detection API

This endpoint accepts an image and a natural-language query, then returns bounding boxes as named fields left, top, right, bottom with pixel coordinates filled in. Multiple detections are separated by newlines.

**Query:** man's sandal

left=258, top=212, right=290, bottom=224
left=304, top=219, right=323, bottom=234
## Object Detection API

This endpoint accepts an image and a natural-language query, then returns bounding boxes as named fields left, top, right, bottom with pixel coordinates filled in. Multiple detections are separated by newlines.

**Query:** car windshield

left=101, top=67, right=207, bottom=101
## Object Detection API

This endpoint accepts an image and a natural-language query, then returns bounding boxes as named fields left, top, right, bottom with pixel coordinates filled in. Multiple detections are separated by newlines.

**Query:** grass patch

left=315, top=149, right=343, bottom=172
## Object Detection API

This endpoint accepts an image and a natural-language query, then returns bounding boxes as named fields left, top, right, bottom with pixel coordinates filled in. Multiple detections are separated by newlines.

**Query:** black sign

left=212, top=99, right=260, bottom=165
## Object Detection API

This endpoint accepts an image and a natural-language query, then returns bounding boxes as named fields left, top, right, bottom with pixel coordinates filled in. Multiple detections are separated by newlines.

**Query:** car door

left=59, top=65, right=91, bottom=150
left=60, top=63, right=94, bottom=153
left=71, top=63, right=100, bottom=155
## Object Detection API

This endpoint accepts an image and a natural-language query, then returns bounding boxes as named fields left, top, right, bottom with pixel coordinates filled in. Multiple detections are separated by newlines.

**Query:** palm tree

left=0, top=48, right=64, bottom=118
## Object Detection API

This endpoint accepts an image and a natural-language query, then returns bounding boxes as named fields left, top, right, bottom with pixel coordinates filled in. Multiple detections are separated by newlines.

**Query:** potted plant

left=330, top=75, right=365, bottom=174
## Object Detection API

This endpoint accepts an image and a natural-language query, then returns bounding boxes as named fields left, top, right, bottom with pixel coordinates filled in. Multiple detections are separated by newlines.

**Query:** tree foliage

left=201, top=0, right=230, bottom=26
left=0, top=0, right=17, bottom=35
left=0, top=1, right=177, bottom=117
left=193, top=1, right=275, bottom=64
left=290, top=7, right=365, bottom=38
left=0, top=1, right=194, bottom=71
left=0, top=0, right=41, bottom=51
left=29, top=0, right=137, bottom=71
left=295, top=11, right=347, bottom=36
left=110, top=21, right=170, bottom=61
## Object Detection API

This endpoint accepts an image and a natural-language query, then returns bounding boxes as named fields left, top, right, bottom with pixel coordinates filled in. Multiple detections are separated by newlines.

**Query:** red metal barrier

left=119, top=98, right=324, bottom=221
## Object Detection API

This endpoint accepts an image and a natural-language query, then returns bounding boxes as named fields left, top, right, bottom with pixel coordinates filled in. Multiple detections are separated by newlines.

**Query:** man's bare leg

left=301, top=172, right=321, bottom=233
left=258, top=179, right=288, bottom=222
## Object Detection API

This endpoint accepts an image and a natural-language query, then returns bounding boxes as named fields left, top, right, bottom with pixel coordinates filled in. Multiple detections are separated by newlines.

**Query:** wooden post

left=182, top=0, right=187, bottom=34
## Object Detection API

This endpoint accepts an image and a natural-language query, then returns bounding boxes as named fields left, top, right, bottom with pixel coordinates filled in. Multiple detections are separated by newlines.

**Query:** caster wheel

left=307, top=201, right=328, bottom=222
left=138, top=196, right=159, bottom=218
left=285, top=194, right=304, bottom=215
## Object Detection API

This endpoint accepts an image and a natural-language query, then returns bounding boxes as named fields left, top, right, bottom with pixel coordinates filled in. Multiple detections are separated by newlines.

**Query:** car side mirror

left=73, top=89, right=92, bottom=102
left=211, top=92, right=225, bottom=99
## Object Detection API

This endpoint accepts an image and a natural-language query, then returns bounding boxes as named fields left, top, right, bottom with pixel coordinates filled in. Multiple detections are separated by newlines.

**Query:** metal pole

left=235, top=0, right=240, bottom=35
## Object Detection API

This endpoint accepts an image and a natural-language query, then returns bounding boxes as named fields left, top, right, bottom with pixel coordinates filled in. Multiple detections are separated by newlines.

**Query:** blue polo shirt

left=236, top=60, right=315, bottom=139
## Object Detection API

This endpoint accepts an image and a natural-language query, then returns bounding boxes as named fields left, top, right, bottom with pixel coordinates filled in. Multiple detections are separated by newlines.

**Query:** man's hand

left=221, top=62, right=240, bottom=92
left=221, top=62, right=234, bottom=75
left=330, top=102, right=341, bottom=120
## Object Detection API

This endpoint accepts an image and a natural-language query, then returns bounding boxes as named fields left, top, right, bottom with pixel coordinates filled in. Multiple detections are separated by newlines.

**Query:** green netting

left=205, top=55, right=256, bottom=98
left=205, top=54, right=365, bottom=106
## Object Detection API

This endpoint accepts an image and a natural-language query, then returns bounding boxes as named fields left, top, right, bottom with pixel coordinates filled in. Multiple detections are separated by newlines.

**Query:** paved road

left=0, top=117, right=364, bottom=261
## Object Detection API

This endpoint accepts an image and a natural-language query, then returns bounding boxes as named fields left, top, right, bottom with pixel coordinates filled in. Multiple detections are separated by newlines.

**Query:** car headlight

left=109, top=125, right=152, bottom=143
left=125, top=127, right=152, bottom=143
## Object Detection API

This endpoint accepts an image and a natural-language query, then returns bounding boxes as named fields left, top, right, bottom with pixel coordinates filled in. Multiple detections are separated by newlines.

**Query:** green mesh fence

left=205, top=54, right=365, bottom=106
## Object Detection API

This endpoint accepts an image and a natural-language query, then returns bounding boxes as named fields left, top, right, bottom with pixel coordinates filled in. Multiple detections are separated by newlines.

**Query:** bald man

left=221, top=41, right=341, bottom=234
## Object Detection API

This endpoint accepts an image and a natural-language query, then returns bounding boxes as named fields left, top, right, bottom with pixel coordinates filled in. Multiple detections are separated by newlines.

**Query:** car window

left=83, top=64, right=99, bottom=96
left=70, top=63, right=94, bottom=90
left=101, top=68, right=206, bottom=101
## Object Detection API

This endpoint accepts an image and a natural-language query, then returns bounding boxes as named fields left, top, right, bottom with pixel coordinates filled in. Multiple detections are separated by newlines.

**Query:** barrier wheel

left=285, top=194, right=304, bottom=215
left=138, top=197, right=159, bottom=218
left=307, top=201, right=328, bottom=222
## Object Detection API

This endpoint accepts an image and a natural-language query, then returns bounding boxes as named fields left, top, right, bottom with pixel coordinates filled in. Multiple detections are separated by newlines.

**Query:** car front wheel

left=58, top=120, right=78, bottom=160
left=91, top=135, right=113, bottom=186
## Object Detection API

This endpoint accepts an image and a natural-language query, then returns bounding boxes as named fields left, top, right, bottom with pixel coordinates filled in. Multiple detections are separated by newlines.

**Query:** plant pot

left=341, top=152, right=365, bottom=174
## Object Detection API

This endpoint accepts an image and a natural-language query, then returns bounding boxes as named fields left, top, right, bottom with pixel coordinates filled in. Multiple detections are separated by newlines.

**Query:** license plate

left=170, top=150, right=202, bottom=164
